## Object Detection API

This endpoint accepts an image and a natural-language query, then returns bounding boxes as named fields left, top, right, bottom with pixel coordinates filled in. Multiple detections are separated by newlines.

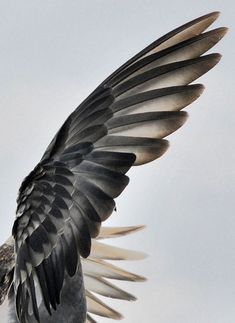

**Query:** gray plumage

left=0, top=11, right=226, bottom=323
left=0, top=240, right=14, bottom=306
left=8, top=264, right=86, bottom=323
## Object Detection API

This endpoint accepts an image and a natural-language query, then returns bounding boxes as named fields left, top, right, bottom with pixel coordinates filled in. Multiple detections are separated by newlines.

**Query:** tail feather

left=86, top=314, right=98, bottom=323
left=86, top=290, right=123, bottom=320
left=83, top=226, right=146, bottom=322
left=81, top=258, right=146, bottom=282
left=89, top=240, right=147, bottom=261
left=98, top=225, right=146, bottom=239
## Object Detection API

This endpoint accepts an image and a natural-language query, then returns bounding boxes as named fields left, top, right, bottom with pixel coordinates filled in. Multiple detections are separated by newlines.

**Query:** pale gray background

left=0, top=1, right=234, bottom=323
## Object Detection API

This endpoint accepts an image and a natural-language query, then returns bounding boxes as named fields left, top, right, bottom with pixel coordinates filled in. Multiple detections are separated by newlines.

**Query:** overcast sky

left=0, top=1, right=234, bottom=323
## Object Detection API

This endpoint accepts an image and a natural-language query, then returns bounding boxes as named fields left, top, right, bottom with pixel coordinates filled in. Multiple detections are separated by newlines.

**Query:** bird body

left=8, top=264, right=86, bottom=323
left=0, top=11, right=227, bottom=323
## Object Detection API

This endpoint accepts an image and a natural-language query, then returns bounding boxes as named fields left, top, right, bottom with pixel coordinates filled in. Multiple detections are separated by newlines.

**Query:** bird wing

left=12, top=11, right=227, bottom=323
left=84, top=225, right=146, bottom=323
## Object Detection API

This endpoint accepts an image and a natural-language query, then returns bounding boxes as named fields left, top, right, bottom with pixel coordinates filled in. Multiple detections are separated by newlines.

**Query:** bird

left=0, top=11, right=227, bottom=323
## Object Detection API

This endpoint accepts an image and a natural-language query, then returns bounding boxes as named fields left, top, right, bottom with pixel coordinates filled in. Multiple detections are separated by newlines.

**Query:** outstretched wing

left=12, top=12, right=227, bottom=322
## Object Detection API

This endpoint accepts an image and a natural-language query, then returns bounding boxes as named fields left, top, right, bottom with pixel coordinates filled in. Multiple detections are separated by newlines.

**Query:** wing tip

left=190, top=83, right=205, bottom=96
left=208, top=53, right=222, bottom=68
left=207, top=11, right=220, bottom=18
left=199, top=11, right=220, bottom=24
left=215, top=26, right=229, bottom=38
left=210, top=52, right=222, bottom=62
